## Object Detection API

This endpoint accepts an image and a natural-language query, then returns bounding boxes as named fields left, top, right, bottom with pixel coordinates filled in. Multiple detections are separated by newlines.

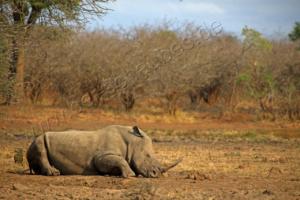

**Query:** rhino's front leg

left=93, top=154, right=135, bottom=178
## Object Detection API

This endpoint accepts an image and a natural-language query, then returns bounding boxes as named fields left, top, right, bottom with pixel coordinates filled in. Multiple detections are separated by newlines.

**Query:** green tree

left=242, top=26, right=272, bottom=51
left=0, top=0, right=112, bottom=104
left=289, top=22, right=300, bottom=41
left=239, top=27, right=276, bottom=119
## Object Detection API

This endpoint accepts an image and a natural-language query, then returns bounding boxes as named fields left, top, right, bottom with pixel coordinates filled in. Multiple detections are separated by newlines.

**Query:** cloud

left=90, top=0, right=300, bottom=36
left=108, top=0, right=224, bottom=16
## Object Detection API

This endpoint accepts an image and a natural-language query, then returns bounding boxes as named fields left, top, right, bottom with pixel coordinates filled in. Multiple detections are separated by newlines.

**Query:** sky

left=88, top=0, right=300, bottom=37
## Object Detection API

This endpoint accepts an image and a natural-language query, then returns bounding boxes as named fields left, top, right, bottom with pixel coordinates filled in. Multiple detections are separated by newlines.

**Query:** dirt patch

left=0, top=106, right=299, bottom=139
left=0, top=133, right=300, bottom=200
left=1, top=106, right=300, bottom=199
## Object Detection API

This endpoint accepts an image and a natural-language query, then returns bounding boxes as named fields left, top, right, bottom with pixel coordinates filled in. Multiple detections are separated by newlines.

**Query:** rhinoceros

left=26, top=125, right=182, bottom=178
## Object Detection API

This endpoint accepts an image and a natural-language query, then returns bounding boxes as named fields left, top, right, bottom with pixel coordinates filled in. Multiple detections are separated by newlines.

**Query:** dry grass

left=1, top=105, right=299, bottom=138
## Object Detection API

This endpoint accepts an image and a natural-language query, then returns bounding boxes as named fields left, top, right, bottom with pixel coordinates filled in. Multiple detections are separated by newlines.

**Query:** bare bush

left=1, top=22, right=299, bottom=121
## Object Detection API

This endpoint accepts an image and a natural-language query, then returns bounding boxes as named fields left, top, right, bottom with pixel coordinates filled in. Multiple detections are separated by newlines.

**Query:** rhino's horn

left=160, top=158, right=183, bottom=173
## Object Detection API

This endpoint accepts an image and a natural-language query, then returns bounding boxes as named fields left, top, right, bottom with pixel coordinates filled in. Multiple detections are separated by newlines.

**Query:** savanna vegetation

left=1, top=19, right=300, bottom=121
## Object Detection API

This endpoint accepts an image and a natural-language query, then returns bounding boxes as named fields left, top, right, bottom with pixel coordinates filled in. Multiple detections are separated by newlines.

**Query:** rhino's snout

left=137, top=165, right=161, bottom=178
left=148, top=167, right=161, bottom=178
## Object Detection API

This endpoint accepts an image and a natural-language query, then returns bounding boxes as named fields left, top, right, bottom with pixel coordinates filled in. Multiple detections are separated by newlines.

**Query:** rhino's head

left=129, top=126, right=182, bottom=178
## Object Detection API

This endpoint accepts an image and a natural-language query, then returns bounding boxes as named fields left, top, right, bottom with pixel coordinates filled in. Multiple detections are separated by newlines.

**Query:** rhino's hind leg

left=93, top=154, right=135, bottom=178
left=27, top=136, right=60, bottom=176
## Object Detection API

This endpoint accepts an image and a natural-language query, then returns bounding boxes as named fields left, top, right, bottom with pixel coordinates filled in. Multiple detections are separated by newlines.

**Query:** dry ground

left=0, top=106, right=300, bottom=199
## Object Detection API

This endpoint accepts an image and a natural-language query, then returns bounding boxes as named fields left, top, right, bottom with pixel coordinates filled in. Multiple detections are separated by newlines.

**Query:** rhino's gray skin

left=27, top=125, right=181, bottom=178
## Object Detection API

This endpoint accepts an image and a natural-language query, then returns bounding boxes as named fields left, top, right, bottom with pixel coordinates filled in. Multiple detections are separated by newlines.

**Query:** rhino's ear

left=132, top=126, right=143, bottom=138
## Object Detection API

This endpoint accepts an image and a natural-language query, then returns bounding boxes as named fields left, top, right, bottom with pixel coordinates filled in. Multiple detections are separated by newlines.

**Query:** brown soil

left=0, top=106, right=300, bottom=199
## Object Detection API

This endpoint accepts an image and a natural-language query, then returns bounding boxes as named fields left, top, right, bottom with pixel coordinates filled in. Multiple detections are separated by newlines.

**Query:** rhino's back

left=45, top=126, right=129, bottom=175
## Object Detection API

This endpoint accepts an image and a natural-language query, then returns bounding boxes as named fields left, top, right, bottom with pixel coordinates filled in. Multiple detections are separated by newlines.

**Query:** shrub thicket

left=0, top=23, right=299, bottom=120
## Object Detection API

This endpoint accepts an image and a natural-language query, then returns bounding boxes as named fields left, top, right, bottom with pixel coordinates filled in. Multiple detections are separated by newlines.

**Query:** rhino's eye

left=146, top=154, right=151, bottom=158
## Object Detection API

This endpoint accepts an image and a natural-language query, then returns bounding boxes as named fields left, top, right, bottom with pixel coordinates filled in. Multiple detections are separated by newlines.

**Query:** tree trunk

left=121, top=92, right=135, bottom=111
left=165, top=91, right=179, bottom=116
left=14, top=44, right=25, bottom=103
left=5, top=34, right=26, bottom=104
left=4, top=39, right=17, bottom=105
left=188, top=89, right=198, bottom=106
